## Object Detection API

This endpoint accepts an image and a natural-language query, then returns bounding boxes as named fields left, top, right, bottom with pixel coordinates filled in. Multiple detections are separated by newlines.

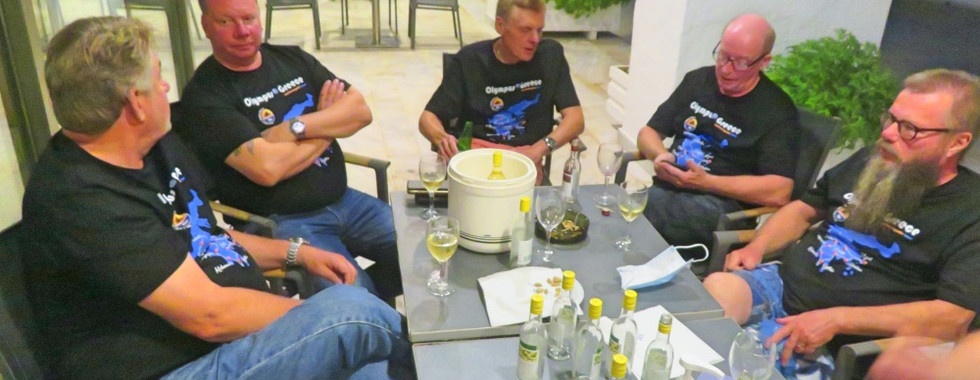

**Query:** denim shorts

left=733, top=263, right=788, bottom=325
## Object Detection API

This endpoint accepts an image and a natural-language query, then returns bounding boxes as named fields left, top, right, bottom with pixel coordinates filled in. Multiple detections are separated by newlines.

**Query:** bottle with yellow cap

left=509, top=196, right=534, bottom=268
left=548, top=270, right=578, bottom=361
left=640, top=313, right=673, bottom=380
left=518, top=294, right=547, bottom=380
left=610, top=353, right=637, bottom=380
left=573, top=298, right=604, bottom=379
left=488, top=150, right=506, bottom=180
left=605, top=290, right=638, bottom=378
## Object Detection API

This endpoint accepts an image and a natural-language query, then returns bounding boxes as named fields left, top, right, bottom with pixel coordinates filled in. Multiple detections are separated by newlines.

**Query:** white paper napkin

left=599, top=305, right=723, bottom=379
left=478, top=266, right=582, bottom=327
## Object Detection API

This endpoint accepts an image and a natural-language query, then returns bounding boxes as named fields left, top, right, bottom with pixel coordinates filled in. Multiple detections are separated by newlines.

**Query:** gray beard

left=845, top=151, right=940, bottom=232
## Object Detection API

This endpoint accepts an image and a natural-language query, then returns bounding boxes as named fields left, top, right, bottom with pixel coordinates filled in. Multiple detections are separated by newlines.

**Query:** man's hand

left=512, top=144, right=546, bottom=167
left=725, top=245, right=765, bottom=271
left=767, top=308, right=844, bottom=365
left=654, top=157, right=711, bottom=190
left=296, top=245, right=357, bottom=285
left=436, top=133, right=459, bottom=161
left=317, top=79, right=347, bottom=111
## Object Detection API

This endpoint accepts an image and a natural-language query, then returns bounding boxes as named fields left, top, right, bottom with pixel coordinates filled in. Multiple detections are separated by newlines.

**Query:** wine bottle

left=548, top=270, right=577, bottom=361
left=606, top=290, right=638, bottom=378
left=509, top=196, right=534, bottom=268
left=573, top=298, right=604, bottom=380
left=517, top=294, right=548, bottom=380
left=488, top=150, right=506, bottom=180
left=640, top=313, right=673, bottom=380
left=456, top=121, right=473, bottom=151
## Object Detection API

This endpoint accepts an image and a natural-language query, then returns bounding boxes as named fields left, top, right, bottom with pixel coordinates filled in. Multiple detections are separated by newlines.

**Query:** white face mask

left=617, top=244, right=707, bottom=290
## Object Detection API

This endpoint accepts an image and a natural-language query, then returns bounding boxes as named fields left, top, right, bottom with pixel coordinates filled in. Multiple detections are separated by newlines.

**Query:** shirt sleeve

left=937, top=228, right=980, bottom=313
left=424, top=53, right=465, bottom=129
left=647, top=70, right=698, bottom=137
left=754, top=109, right=799, bottom=178
left=40, top=189, right=187, bottom=304
left=550, top=43, right=580, bottom=111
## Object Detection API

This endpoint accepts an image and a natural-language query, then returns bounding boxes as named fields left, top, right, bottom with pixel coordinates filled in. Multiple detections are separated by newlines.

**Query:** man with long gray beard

left=703, top=69, right=980, bottom=369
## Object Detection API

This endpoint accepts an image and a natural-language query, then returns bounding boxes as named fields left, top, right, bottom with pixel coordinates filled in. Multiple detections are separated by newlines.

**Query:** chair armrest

left=614, top=151, right=644, bottom=184
left=209, top=201, right=277, bottom=232
left=344, top=152, right=391, bottom=204
left=716, top=206, right=779, bottom=231
left=833, top=337, right=945, bottom=380
left=708, top=229, right=756, bottom=273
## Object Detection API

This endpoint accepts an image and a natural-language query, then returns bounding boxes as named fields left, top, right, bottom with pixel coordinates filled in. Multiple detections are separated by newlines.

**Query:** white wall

left=621, top=0, right=893, bottom=145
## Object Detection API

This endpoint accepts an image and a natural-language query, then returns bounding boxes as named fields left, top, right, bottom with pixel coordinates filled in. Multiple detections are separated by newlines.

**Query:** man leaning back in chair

left=22, top=16, right=411, bottom=379
left=705, top=69, right=980, bottom=377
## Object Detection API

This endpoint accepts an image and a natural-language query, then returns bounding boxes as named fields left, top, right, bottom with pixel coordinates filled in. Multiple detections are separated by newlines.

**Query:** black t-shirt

left=177, top=44, right=347, bottom=216
left=424, top=38, right=580, bottom=146
left=647, top=66, right=798, bottom=180
left=22, top=132, right=269, bottom=379
left=781, top=148, right=980, bottom=318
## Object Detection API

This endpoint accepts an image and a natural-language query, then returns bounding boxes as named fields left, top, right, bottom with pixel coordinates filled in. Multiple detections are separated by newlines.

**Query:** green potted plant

left=766, top=29, right=900, bottom=149
left=546, top=0, right=631, bottom=18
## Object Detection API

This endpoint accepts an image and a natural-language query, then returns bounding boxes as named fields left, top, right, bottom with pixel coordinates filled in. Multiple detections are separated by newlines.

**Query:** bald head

left=722, top=14, right=775, bottom=56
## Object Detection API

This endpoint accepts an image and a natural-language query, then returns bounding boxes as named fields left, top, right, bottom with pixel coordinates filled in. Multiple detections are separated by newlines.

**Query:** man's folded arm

left=138, top=255, right=301, bottom=343
left=260, top=86, right=373, bottom=143
left=224, top=137, right=329, bottom=186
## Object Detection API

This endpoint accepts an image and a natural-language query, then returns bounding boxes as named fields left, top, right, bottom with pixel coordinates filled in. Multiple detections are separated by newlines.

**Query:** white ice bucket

left=448, top=149, right=536, bottom=254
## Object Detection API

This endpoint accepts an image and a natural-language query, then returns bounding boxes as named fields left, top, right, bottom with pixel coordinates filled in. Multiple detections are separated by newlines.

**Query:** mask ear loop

left=674, top=244, right=709, bottom=263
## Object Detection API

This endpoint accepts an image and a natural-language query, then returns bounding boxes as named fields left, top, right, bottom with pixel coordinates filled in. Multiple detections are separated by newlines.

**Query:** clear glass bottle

left=573, top=298, right=604, bottom=380
left=456, top=121, right=473, bottom=151
left=488, top=150, right=506, bottom=180
left=606, top=290, right=638, bottom=378
left=561, top=139, right=583, bottom=216
left=640, top=313, right=673, bottom=380
left=509, top=196, right=534, bottom=268
left=518, top=294, right=548, bottom=380
left=548, top=270, right=578, bottom=361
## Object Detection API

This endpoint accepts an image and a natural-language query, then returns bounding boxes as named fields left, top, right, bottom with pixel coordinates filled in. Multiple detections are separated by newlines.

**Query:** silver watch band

left=286, top=237, right=306, bottom=267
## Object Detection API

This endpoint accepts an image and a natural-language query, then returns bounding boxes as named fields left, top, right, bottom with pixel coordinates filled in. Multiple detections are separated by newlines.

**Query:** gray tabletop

left=393, top=185, right=723, bottom=343
left=412, top=317, right=785, bottom=379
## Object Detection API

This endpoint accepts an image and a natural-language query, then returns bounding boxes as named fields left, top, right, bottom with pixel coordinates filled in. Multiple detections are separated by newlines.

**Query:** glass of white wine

left=426, top=216, right=459, bottom=297
left=615, top=180, right=649, bottom=252
left=419, top=153, right=447, bottom=220
left=535, top=187, right=565, bottom=262
left=594, top=143, right=624, bottom=214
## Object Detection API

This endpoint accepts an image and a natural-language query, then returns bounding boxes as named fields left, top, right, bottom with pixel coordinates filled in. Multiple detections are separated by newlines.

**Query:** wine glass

left=594, top=143, right=624, bottom=214
left=426, top=216, right=459, bottom=297
left=729, top=328, right=777, bottom=380
left=419, top=153, right=447, bottom=220
left=615, top=180, right=649, bottom=251
left=535, top=187, right=565, bottom=262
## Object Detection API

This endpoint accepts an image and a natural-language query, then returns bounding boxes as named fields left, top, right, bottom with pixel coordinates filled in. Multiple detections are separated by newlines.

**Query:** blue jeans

left=162, top=285, right=413, bottom=379
left=644, top=183, right=752, bottom=260
left=272, top=189, right=402, bottom=301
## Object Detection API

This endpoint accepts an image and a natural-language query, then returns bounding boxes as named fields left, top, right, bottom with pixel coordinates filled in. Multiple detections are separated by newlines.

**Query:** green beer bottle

left=457, top=121, right=473, bottom=152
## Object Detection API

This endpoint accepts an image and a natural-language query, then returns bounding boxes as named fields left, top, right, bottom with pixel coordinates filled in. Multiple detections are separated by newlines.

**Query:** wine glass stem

left=624, top=221, right=632, bottom=245
left=546, top=231, right=553, bottom=251
left=440, top=260, right=449, bottom=285
left=427, top=189, right=436, bottom=215
left=603, top=176, right=611, bottom=195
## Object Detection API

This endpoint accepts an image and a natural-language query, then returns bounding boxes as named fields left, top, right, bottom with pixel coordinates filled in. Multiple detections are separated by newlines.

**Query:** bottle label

left=609, top=334, right=621, bottom=354
left=590, top=347, right=602, bottom=378
left=518, top=340, right=539, bottom=379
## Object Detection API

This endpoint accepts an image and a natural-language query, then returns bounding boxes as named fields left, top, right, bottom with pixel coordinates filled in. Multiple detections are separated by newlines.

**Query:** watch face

left=291, top=120, right=305, bottom=136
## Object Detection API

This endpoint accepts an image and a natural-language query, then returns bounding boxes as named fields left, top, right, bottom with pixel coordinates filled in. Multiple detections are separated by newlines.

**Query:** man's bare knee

left=703, top=272, right=753, bottom=325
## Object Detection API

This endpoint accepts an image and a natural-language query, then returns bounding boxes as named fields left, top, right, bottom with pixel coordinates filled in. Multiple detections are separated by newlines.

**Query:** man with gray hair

left=705, top=69, right=980, bottom=371
left=23, top=16, right=410, bottom=379
left=419, top=0, right=584, bottom=184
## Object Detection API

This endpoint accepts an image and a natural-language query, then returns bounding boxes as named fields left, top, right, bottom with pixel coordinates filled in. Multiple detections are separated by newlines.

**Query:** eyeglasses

left=880, top=112, right=952, bottom=141
left=712, top=42, right=766, bottom=71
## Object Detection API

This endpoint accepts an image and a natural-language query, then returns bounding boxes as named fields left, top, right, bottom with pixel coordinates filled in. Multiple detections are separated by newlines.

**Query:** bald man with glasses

left=635, top=14, right=800, bottom=259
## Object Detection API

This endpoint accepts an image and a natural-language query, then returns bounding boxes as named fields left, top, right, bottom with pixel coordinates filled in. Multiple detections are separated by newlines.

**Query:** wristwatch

left=289, top=118, right=307, bottom=139
left=285, top=237, right=308, bottom=267
left=543, top=136, right=558, bottom=152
